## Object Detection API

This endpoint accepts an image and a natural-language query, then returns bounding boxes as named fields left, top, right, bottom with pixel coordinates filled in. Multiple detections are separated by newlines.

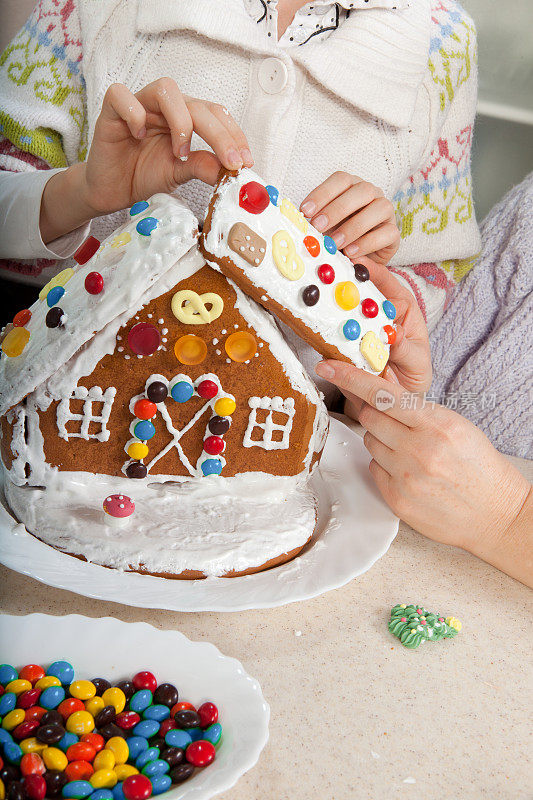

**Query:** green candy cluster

left=388, top=604, right=460, bottom=649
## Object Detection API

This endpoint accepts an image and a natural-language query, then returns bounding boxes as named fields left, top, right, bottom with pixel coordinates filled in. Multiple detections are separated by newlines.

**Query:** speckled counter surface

left=1, top=419, right=532, bottom=800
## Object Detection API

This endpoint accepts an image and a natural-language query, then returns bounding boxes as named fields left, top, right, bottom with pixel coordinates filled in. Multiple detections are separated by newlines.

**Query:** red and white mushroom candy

left=103, top=494, right=135, bottom=524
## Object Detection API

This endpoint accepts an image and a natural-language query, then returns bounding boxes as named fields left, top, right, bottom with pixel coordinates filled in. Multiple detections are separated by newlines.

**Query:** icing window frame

left=243, top=396, right=296, bottom=451
left=57, top=386, right=117, bottom=442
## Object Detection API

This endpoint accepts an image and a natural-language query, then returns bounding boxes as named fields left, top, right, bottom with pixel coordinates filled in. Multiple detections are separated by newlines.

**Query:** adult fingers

left=360, top=408, right=404, bottom=451
left=314, top=360, right=426, bottom=427
left=346, top=222, right=401, bottom=260
left=186, top=99, right=244, bottom=170
left=208, top=103, right=254, bottom=167
left=333, top=197, right=393, bottom=252
left=98, top=83, right=147, bottom=140
left=313, top=183, right=381, bottom=238
left=299, top=171, right=358, bottom=218
left=363, top=431, right=397, bottom=474
left=368, top=458, right=393, bottom=493
left=135, top=78, right=193, bottom=159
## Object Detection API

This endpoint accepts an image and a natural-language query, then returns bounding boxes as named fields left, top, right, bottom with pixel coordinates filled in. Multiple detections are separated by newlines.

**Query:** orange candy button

left=13, top=309, right=32, bottom=327
left=225, top=331, right=257, bottom=363
left=303, top=235, right=320, bottom=257
left=334, top=281, right=360, bottom=311
left=174, top=335, right=207, bottom=365
left=383, top=325, right=396, bottom=345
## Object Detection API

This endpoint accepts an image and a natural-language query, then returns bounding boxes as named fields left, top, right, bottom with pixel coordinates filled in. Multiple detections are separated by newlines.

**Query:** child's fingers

left=135, top=78, right=193, bottom=159
left=345, top=222, right=400, bottom=259
left=332, top=197, right=394, bottom=252
left=175, top=149, right=223, bottom=187
left=311, top=182, right=381, bottom=234
left=349, top=257, right=413, bottom=311
left=300, top=171, right=357, bottom=218
left=208, top=103, right=254, bottom=167
left=186, top=101, right=244, bottom=170
left=99, top=83, right=147, bottom=139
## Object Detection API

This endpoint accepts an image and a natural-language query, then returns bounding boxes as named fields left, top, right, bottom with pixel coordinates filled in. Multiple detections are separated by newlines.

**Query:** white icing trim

left=56, top=386, right=117, bottom=442
left=243, top=396, right=295, bottom=451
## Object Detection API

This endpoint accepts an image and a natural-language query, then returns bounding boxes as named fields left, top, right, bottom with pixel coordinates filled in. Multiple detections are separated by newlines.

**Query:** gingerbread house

left=0, top=194, right=328, bottom=578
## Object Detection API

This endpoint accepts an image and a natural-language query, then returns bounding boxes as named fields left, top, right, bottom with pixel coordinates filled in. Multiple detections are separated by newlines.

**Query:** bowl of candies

left=0, top=616, right=269, bottom=800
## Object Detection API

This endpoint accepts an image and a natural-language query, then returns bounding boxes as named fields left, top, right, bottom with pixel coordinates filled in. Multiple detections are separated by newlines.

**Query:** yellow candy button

left=214, top=397, right=236, bottom=417
left=1, top=327, right=30, bottom=358
left=35, top=676, right=61, bottom=690
left=66, top=710, right=95, bottom=735
left=20, top=738, right=47, bottom=754
left=5, top=679, right=31, bottom=696
left=105, top=736, right=129, bottom=765
left=360, top=331, right=388, bottom=372
left=174, top=335, right=207, bottom=366
left=113, top=765, right=138, bottom=781
left=94, top=750, right=115, bottom=771
left=0, top=777, right=5, bottom=800
left=334, top=281, right=360, bottom=311
left=42, top=747, right=68, bottom=771
left=2, top=709, right=25, bottom=730
left=101, top=688, right=126, bottom=714
left=225, top=331, right=257, bottom=363
left=69, top=680, right=96, bottom=701
left=38, top=268, right=74, bottom=301
left=90, top=770, right=117, bottom=789
left=126, top=442, right=149, bottom=461
left=85, top=696, right=105, bottom=717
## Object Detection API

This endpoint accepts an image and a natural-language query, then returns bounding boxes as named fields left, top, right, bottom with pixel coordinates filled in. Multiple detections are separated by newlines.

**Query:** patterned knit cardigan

left=0, top=0, right=481, bottom=332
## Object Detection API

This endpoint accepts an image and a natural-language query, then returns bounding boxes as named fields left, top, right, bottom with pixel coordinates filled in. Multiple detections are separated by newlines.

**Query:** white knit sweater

left=0, top=0, right=480, bottom=337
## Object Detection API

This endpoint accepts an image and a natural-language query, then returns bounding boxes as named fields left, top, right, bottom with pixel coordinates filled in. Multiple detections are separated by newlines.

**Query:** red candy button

left=20, top=754, right=45, bottom=777
left=116, top=712, right=140, bottom=730
left=239, top=181, right=270, bottom=214
left=133, top=399, right=157, bottom=420
left=65, top=761, right=94, bottom=782
left=13, top=720, right=39, bottom=740
left=122, top=774, right=153, bottom=800
left=24, top=706, right=46, bottom=723
left=128, top=324, right=161, bottom=356
left=197, top=380, right=218, bottom=400
left=23, top=774, right=46, bottom=800
left=74, top=236, right=100, bottom=265
left=203, top=436, right=224, bottom=456
left=383, top=324, right=396, bottom=344
left=303, top=236, right=320, bottom=257
left=159, top=719, right=177, bottom=737
left=85, top=272, right=104, bottom=295
left=66, top=743, right=96, bottom=763
left=80, top=733, right=105, bottom=752
left=13, top=310, right=32, bottom=328
left=361, top=298, right=378, bottom=318
left=132, top=672, right=157, bottom=692
left=17, top=689, right=41, bottom=709
left=317, top=264, right=335, bottom=284
left=198, top=702, right=218, bottom=728
left=186, top=740, right=215, bottom=768
left=171, top=702, right=195, bottom=716
left=58, top=698, right=85, bottom=719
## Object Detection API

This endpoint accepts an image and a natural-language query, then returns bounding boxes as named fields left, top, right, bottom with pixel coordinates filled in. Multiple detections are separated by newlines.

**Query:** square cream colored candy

left=360, top=331, right=388, bottom=372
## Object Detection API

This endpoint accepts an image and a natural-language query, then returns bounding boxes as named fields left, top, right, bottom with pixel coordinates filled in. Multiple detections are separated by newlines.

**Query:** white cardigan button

left=257, top=58, right=288, bottom=94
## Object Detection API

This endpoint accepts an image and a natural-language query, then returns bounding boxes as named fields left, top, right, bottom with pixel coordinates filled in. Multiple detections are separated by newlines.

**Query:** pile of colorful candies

left=0, top=662, right=222, bottom=800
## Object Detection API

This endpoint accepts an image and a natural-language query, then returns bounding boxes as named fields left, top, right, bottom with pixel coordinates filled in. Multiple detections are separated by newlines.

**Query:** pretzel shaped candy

left=171, top=290, right=224, bottom=325
left=272, top=230, right=305, bottom=281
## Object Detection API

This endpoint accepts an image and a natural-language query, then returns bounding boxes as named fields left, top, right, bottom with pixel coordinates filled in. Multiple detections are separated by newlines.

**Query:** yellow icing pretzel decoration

left=171, top=290, right=224, bottom=325
left=272, top=230, right=305, bottom=281
left=280, top=198, right=308, bottom=234
left=38, top=268, right=74, bottom=301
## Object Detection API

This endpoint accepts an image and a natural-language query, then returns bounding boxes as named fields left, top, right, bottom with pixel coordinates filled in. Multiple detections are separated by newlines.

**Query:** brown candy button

left=228, top=223, right=266, bottom=267
left=353, top=263, right=370, bottom=282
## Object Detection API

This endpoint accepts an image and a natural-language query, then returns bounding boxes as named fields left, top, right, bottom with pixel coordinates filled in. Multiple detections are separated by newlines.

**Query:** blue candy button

left=323, top=235, right=337, bottom=255
left=0, top=692, right=16, bottom=715
left=201, top=458, right=223, bottom=477
left=143, top=704, right=170, bottom=722
left=133, top=420, right=156, bottom=441
left=170, top=381, right=194, bottom=403
left=203, top=723, right=222, bottom=746
left=343, top=319, right=361, bottom=341
left=111, top=785, right=125, bottom=800
left=0, top=729, right=14, bottom=745
left=4, top=742, right=23, bottom=764
left=265, top=185, right=279, bottom=206
left=41, top=685, right=66, bottom=709
left=383, top=300, right=396, bottom=320
left=47, top=286, right=65, bottom=307
left=0, top=664, right=18, bottom=684
left=141, top=760, right=169, bottom=778
left=130, top=689, right=153, bottom=713
left=136, top=217, right=158, bottom=237
left=47, top=660, right=75, bottom=684
left=136, top=747, right=160, bottom=769
left=62, top=781, right=93, bottom=799
left=58, top=732, right=79, bottom=752
left=130, top=201, right=149, bottom=216
left=150, top=775, right=171, bottom=796
left=164, top=729, right=192, bottom=749
left=133, top=719, right=160, bottom=739
left=188, top=727, right=203, bottom=742
left=90, top=791, right=114, bottom=800
left=126, top=736, right=149, bottom=760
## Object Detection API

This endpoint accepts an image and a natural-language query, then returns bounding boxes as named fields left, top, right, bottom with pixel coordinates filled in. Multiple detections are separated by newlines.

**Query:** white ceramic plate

left=0, top=416, right=398, bottom=611
left=0, top=614, right=269, bottom=800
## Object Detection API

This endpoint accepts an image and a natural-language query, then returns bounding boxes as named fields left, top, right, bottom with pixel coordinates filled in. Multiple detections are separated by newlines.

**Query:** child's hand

left=300, top=172, right=400, bottom=265
left=83, top=79, right=253, bottom=216
left=314, top=360, right=533, bottom=585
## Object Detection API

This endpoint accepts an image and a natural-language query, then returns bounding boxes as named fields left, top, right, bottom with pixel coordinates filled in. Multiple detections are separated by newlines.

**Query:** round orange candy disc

left=303, top=235, right=320, bottom=257
left=13, top=309, right=32, bottom=327
left=225, top=331, right=257, bottom=363
left=174, top=335, right=207, bottom=365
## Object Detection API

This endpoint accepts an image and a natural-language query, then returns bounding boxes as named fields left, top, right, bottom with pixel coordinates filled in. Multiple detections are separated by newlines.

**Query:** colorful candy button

left=303, top=236, right=320, bottom=257
left=208, top=416, right=231, bottom=436
left=0, top=693, right=16, bottom=715
left=323, top=235, right=337, bottom=255
left=0, top=665, right=18, bottom=683
left=174, top=335, right=206, bottom=366
left=47, top=286, right=65, bottom=308
left=383, top=325, right=396, bottom=345
left=201, top=459, right=223, bottom=477
left=133, top=421, right=155, bottom=441
left=59, top=698, right=85, bottom=719
left=343, top=319, right=361, bottom=341
left=18, top=665, right=45, bottom=685
left=196, top=380, right=218, bottom=400
left=66, top=712, right=95, bottom=736
left=122, top=775, right=152, bottom=800
left=265, top=185, right=279, bottom=206
left=353, top=263, right=370, bottom=282
left=46, top=308, right=66, bottom=329
left=164, top=730, right=192, bottom=750
left=85, top=273, right=104, bottom=295
left=1, top=327, right=30, bottom=358
left=361, top=298, right=378, bottom=318
left=136, top=218, right=158, bottom=237
left=125, top=738, right=148, bottom=761
left=13, top=309, right=31, bottom=327
left=213, top=397, right=236, bottom=417
left=133, top=399, right=157, bottom=420
left=197, top=702, right=218, bottom=728
left=2, top=709, right=25, bottom=730
left=62, top=780, right=93, bottom=799
left=317, top=264, right=335, bottom=284
left=128, top=324, right=161, bottom=356
left=203, top=436, right=224, bottom=456
left=334, top=281, right=360, bottom=311
left=132, top=721, right=159, bottom=740
left=47, top=662, right=74, bottom=686
left=185, top=740, right=215, bottom=768
left=141, top=760, right=168, bottom=778
left=113, top=766, right=138, bottom=782
left=383, top=300, right=396, bottom=319
left=105, top=737, right=128, bottom=765
left=302, top=285, right=319, bottom=306
left=146, top=382, right=167, bottom=403
left=142, top=706, right=169, bottom=723
left=135, top=748, right=159, bottom=770
left=40, top=687, right=66, bottom=710
left=85, top=697, right=105, bottom=717
left=170, top=381, right=194, bottom=403
left=69, top=682, right=96, bottom=702
left=238, top=182, right=269, bottom=214
left=129, top=691, right=152, bottom=715
left=42, top=747, right=68, bottom=771
left=5, top=679, right=31, bottom=696
left=73, top=238, right=100, bottom=266
left=224, top=331, right=257, bottom=362
left=130, top=202, right=149, bottom=216
left=202, top=723, right=222, bottom=746
left=36, top=676, right=62, bottom=691
left=89, top=770, right=117, bottom=790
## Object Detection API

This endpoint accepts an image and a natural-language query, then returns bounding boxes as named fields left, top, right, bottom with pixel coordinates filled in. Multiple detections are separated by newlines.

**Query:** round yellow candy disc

left=225, top=331, right=257, bottom=363
left=127, top=442, right=149, bottom=461
left=214, top=397, right=236, bottom=417
left=2, top=327, right=30, bottom=358
left=174, top=335, right=207, bottom=366
left=334, top=281, right=360, bottom=311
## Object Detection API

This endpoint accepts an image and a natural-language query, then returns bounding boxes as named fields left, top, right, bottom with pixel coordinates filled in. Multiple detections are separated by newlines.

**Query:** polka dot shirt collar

left=245, top=0, right=411, bottom=48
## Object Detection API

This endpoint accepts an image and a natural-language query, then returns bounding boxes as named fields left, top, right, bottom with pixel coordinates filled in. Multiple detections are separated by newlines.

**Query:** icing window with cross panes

left=243, top=396, right=295, bottom=450
left=56, top=386, right=117, bottom=442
